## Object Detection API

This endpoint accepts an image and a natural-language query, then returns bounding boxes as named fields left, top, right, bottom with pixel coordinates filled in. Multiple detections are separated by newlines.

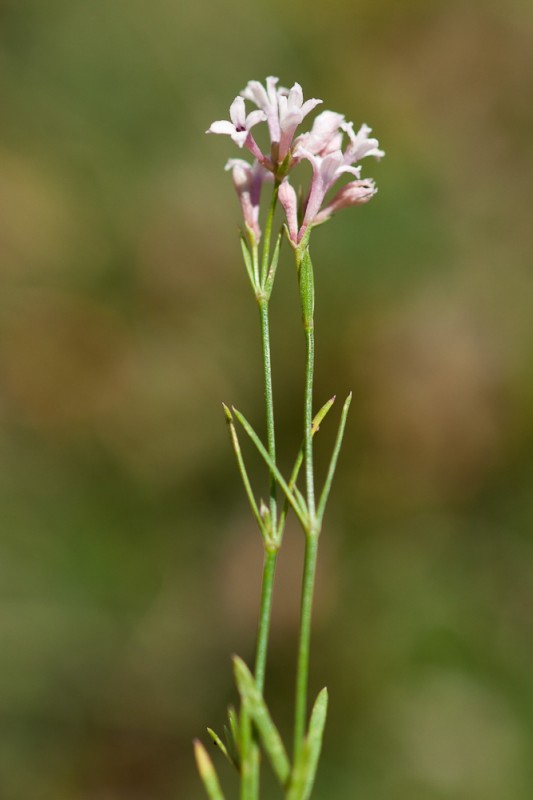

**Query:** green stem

left=293, top=531, right=319, bottom=759
left=294, top=256, right=319, bottom=760
left=244, top=198, right=279, bottom=800
left=253, top=297, right=278, bottom=700
left=303, top=326, right=315, bottom=520
left=251, top=183, right=281, bottom=693
left=254, top=547, right=277, bottom=692
left=258, top=300, right=277, bottom=533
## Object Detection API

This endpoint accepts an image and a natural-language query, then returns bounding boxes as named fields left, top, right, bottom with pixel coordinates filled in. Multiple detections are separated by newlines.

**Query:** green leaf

left=287, top=688, right=328, bottom=800
left=311, top=396, right=336, bottom=435
left=240, top=236, right=257, bottom=291
left=263, top=232, right=281, bottom=299
left=222, top=724, right=239, bottom=770
left=232, top=407, right=309, bottom=529
left=227, top=705, right=240, bottom=757
left=233, top=656, right=291, bottom=787
left=222, top=404, right=268, bottom=541
left=194, top=739, right=226, bottom=800
left=239, top=707, right=255, bottom=798
left=277, top=396, right=336, bottom=540
left=317, top=393, right=352, bottom=524
left=207, top=728, right=234, bottom=769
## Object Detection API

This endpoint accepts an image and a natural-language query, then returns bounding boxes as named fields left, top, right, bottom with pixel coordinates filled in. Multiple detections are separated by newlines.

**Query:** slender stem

left=294, top=294, right=318, bottom=759
left=254, top=547, right=277, bottom=692
left=304, top=326, right=316, bottom=520
left=251, top=190, right=280, bottom=694
left=246, top=199, right=279, bottom=800
left=253, top=301, right=278, bottom=695
left=293, top=531, right=319, bottom=758
left=259, top=300, right=277, bottom=532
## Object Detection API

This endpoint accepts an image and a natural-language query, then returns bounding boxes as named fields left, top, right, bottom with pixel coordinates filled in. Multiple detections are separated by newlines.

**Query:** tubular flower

left=342, top=121, right=385, bottom=165
left=277, top=83, right=322, bottom=162
left=313, top=178, right=377, bottom=225
left=206, top=77, right=384, bottom=247
left=225, top=158, right=273, bottom=243
left=207, top=96, right=266, bottom=162
left=293, top=110, right=345, bottom=158
left=278, top=179, right=299, bottom=244
left=241, top=76, right=284, bottom=145
left=295, top=148, right=361, bottom=242
left=241, top=78, right=322, bottom=167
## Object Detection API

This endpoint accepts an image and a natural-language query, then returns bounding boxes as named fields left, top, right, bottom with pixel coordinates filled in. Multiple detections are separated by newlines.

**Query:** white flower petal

left=207, top=120, right=236, bottom=135
left=287, top=82, right=303, bottom=110
left=245, top=110, right=267, bottom=129
left=300, top=98, right=323, bottom=118
left=231, top=130, right=249, bottom=148
left=229, top=96, right=246, bottom=128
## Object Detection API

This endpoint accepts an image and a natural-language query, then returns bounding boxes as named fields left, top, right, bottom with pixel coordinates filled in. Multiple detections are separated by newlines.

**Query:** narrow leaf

left=222, top=404, right=266, bottom=539
left=277, top=397, right=336, bottom=539
left=263, top=232, right=282, bottom=299
left=222, top=724, right=240, bottom=770
left=303, top=687, right=328, bottom=798
left=293, top=485, right=308, bottom=517
left=312, top=396, right=336, bottom=434
left=227, top=705, right=240, bottom=759
left=250, top=742, right=260, bottom=798
left=207, top=728, right=232, bottom=767
left=240, top=236, right=257, bottom=291
left=317, top=393, right=352, bottom=524
left=239, top=707, right=255, bottom=798
left=194, top=739, right=226, bottom=800
left=233, top=656, right=291, bottom=787
left=287, top=688, right=328, bottom=800
left=232, top=407, right=309, bottom=529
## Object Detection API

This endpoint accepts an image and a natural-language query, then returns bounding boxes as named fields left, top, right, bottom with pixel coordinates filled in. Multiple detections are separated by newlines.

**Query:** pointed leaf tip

left=311, top=395, right=337, bottom=434
left=286, top=687, right=328, bottom=800
left=194, top=739, right=226, bottom=800
left=207, top=728, right=232, bottom=765
left=233, top=656, right=291, bottom=787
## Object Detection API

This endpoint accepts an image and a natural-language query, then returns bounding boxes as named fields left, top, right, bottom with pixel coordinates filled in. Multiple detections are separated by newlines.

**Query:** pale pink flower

left=342, top=121, right=385, bottom=165
left=293, top=110, right=345, bottom=157
left=207, top=96, right=266, bottom=162
left=277, top=83, right=322, bottom=161
left=225, top=158, right=273, bottom=243
left=241, top=78, right=322, bottom=165
left=278, top=179, right=299, bottom=244
left=313, top=179, right=377, bottom=225
left=241, top=76, right=284, bottom=145
left=296, top=148, right=361, bottom=241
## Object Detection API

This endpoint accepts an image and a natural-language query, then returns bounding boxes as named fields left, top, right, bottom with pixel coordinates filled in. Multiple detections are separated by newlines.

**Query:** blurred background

left=1, top=0, right=533, bottom=798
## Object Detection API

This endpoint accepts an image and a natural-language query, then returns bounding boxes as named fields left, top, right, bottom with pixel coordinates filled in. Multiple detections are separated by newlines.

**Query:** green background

left=1, top=1, right=533, bottom=798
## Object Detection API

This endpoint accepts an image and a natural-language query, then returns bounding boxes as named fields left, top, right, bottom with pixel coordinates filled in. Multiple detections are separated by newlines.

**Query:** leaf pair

left=241, top=233, right=282, bottom=301
left=234, top=657, right=328, bottom=799
left=207, top=706, right=239, bottom=772
left=228, top=392, right=352, bottom=540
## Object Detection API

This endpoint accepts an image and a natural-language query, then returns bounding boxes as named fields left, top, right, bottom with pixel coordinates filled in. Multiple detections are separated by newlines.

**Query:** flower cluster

left=207, top=77, right=384, bottom=245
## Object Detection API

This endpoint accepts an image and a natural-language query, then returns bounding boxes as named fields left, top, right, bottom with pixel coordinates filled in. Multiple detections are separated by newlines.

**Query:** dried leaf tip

left=194, top=739, right=212, bottom=775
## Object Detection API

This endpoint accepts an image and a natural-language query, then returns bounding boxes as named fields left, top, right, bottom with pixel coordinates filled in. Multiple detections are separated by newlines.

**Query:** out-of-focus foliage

left=1, top=1, right=533, bottom=798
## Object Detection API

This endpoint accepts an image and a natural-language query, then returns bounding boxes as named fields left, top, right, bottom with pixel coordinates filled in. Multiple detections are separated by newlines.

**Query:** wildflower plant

left=196, top=77, right=384, bottom=800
